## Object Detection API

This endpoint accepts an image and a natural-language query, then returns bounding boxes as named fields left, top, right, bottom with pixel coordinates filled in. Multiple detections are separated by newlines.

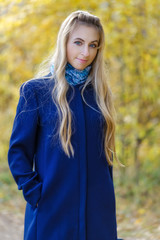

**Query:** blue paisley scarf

left=50, top=62, right=92, bottom=86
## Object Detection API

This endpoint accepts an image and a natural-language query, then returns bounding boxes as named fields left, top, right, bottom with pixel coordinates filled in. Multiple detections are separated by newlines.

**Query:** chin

left=69, top=60, right=88, bottom=70
left=76, top=66, right=86, bottom=70
left=74, top=63, right=88, bottom=71
left=70, top=64, right=84, bottom=70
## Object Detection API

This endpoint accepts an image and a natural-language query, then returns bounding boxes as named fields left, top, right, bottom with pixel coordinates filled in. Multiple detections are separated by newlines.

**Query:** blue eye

left=74, top=41, right=82, bottom=46
left=90, top=44, right=97, bottom=48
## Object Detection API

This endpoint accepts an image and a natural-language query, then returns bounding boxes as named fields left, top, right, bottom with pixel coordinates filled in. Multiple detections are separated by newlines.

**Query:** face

left=66, top=24, right=100, bottom=70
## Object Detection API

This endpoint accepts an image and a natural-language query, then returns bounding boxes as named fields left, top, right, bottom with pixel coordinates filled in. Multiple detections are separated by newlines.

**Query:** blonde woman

left=8, top=10, right=123, bottom=240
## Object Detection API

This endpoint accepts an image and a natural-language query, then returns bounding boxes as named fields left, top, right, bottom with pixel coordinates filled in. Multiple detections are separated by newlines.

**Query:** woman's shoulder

left=20, top=73, right=54, bottom=96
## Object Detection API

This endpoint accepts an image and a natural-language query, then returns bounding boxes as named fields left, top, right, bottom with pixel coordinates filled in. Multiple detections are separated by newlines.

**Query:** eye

left=74, top=41, right=82, bottom=46
left=90, top=43, right=97, bottom=48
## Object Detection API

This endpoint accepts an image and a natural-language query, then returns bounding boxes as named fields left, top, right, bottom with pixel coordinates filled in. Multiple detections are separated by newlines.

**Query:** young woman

left=8, top=10, right=123, bottom=240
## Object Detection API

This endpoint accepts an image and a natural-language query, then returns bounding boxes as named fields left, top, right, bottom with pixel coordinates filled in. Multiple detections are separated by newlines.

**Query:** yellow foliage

left=138, top=208, right=146, bottom=215
left=0, top=0, right=160, bottom=185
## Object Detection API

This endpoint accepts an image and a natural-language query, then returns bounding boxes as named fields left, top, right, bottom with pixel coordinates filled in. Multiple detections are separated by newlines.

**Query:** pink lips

left=77, top=58, right=87, bottom=63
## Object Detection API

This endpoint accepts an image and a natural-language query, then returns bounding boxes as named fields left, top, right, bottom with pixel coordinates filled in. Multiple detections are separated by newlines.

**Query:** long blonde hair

left=35, top=10, right=123, bottom=166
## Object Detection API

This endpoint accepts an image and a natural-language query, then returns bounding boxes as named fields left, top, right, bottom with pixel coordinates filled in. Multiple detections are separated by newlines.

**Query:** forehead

left=69, top=24, right=100, bottom=42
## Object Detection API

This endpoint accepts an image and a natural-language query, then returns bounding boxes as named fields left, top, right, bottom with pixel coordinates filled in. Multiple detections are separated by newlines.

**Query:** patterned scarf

left=50, top=62, right=92, bottom=86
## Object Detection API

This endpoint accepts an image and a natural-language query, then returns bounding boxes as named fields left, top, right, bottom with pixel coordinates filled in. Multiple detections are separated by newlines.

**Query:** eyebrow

left=73, top=38, right=99, bottom=43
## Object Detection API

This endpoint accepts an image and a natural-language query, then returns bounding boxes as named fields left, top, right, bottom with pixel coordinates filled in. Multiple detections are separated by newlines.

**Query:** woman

left=8, top=10, right=123, bottom=240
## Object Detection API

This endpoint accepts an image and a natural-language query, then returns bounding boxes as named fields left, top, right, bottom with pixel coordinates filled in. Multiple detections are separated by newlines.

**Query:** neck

left=65, top=62, right=92, bottom=86
left=50, top=62, right=92, bottom=86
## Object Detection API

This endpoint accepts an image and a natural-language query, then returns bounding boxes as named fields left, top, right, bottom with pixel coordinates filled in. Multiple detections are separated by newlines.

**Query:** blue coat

left=8, top=73, right=118, bottom=240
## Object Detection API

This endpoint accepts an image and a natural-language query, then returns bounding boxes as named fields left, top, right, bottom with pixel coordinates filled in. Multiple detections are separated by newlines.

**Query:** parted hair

left=34, top=10, right=123, bottom=166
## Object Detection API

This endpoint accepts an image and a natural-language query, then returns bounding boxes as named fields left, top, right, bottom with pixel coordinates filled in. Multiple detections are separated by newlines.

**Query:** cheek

left=66, top=44, right=77, bottom=61
left=91, top=50, right=98, bottom=61
left=66, top=42, right=73, bottom=57
left=66, top=45, right=70, bottom=60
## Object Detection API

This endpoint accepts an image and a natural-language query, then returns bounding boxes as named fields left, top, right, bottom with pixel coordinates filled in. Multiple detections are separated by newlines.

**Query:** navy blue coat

left=8, top=73, right=118, bottom=240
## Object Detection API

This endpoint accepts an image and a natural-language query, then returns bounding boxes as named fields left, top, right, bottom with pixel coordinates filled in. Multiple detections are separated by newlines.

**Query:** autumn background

left=0, top=0, right=160, bottom=239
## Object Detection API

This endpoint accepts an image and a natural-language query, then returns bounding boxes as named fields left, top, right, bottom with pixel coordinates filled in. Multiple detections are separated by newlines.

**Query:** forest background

left=0, top=0, right=160, bottom=239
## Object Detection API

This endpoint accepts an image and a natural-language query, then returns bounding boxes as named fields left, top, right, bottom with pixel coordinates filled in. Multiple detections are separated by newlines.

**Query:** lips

left=77, top=58, right=87, bottom=63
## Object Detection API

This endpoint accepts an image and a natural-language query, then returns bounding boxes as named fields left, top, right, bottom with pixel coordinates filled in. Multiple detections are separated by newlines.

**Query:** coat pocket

left=19, top=171, right=43, bottom=208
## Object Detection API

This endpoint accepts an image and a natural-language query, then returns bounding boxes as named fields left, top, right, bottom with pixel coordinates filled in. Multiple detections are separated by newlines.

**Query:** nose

left=82, top=45, right=89, bottom=57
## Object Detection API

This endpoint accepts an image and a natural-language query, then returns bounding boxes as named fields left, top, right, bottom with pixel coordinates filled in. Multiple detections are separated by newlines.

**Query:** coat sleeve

left=8, top=81, right=42, bottom=208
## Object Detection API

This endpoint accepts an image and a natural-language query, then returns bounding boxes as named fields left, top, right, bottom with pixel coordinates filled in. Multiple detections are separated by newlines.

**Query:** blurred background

left=0, top=0, right=160, bottom=239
